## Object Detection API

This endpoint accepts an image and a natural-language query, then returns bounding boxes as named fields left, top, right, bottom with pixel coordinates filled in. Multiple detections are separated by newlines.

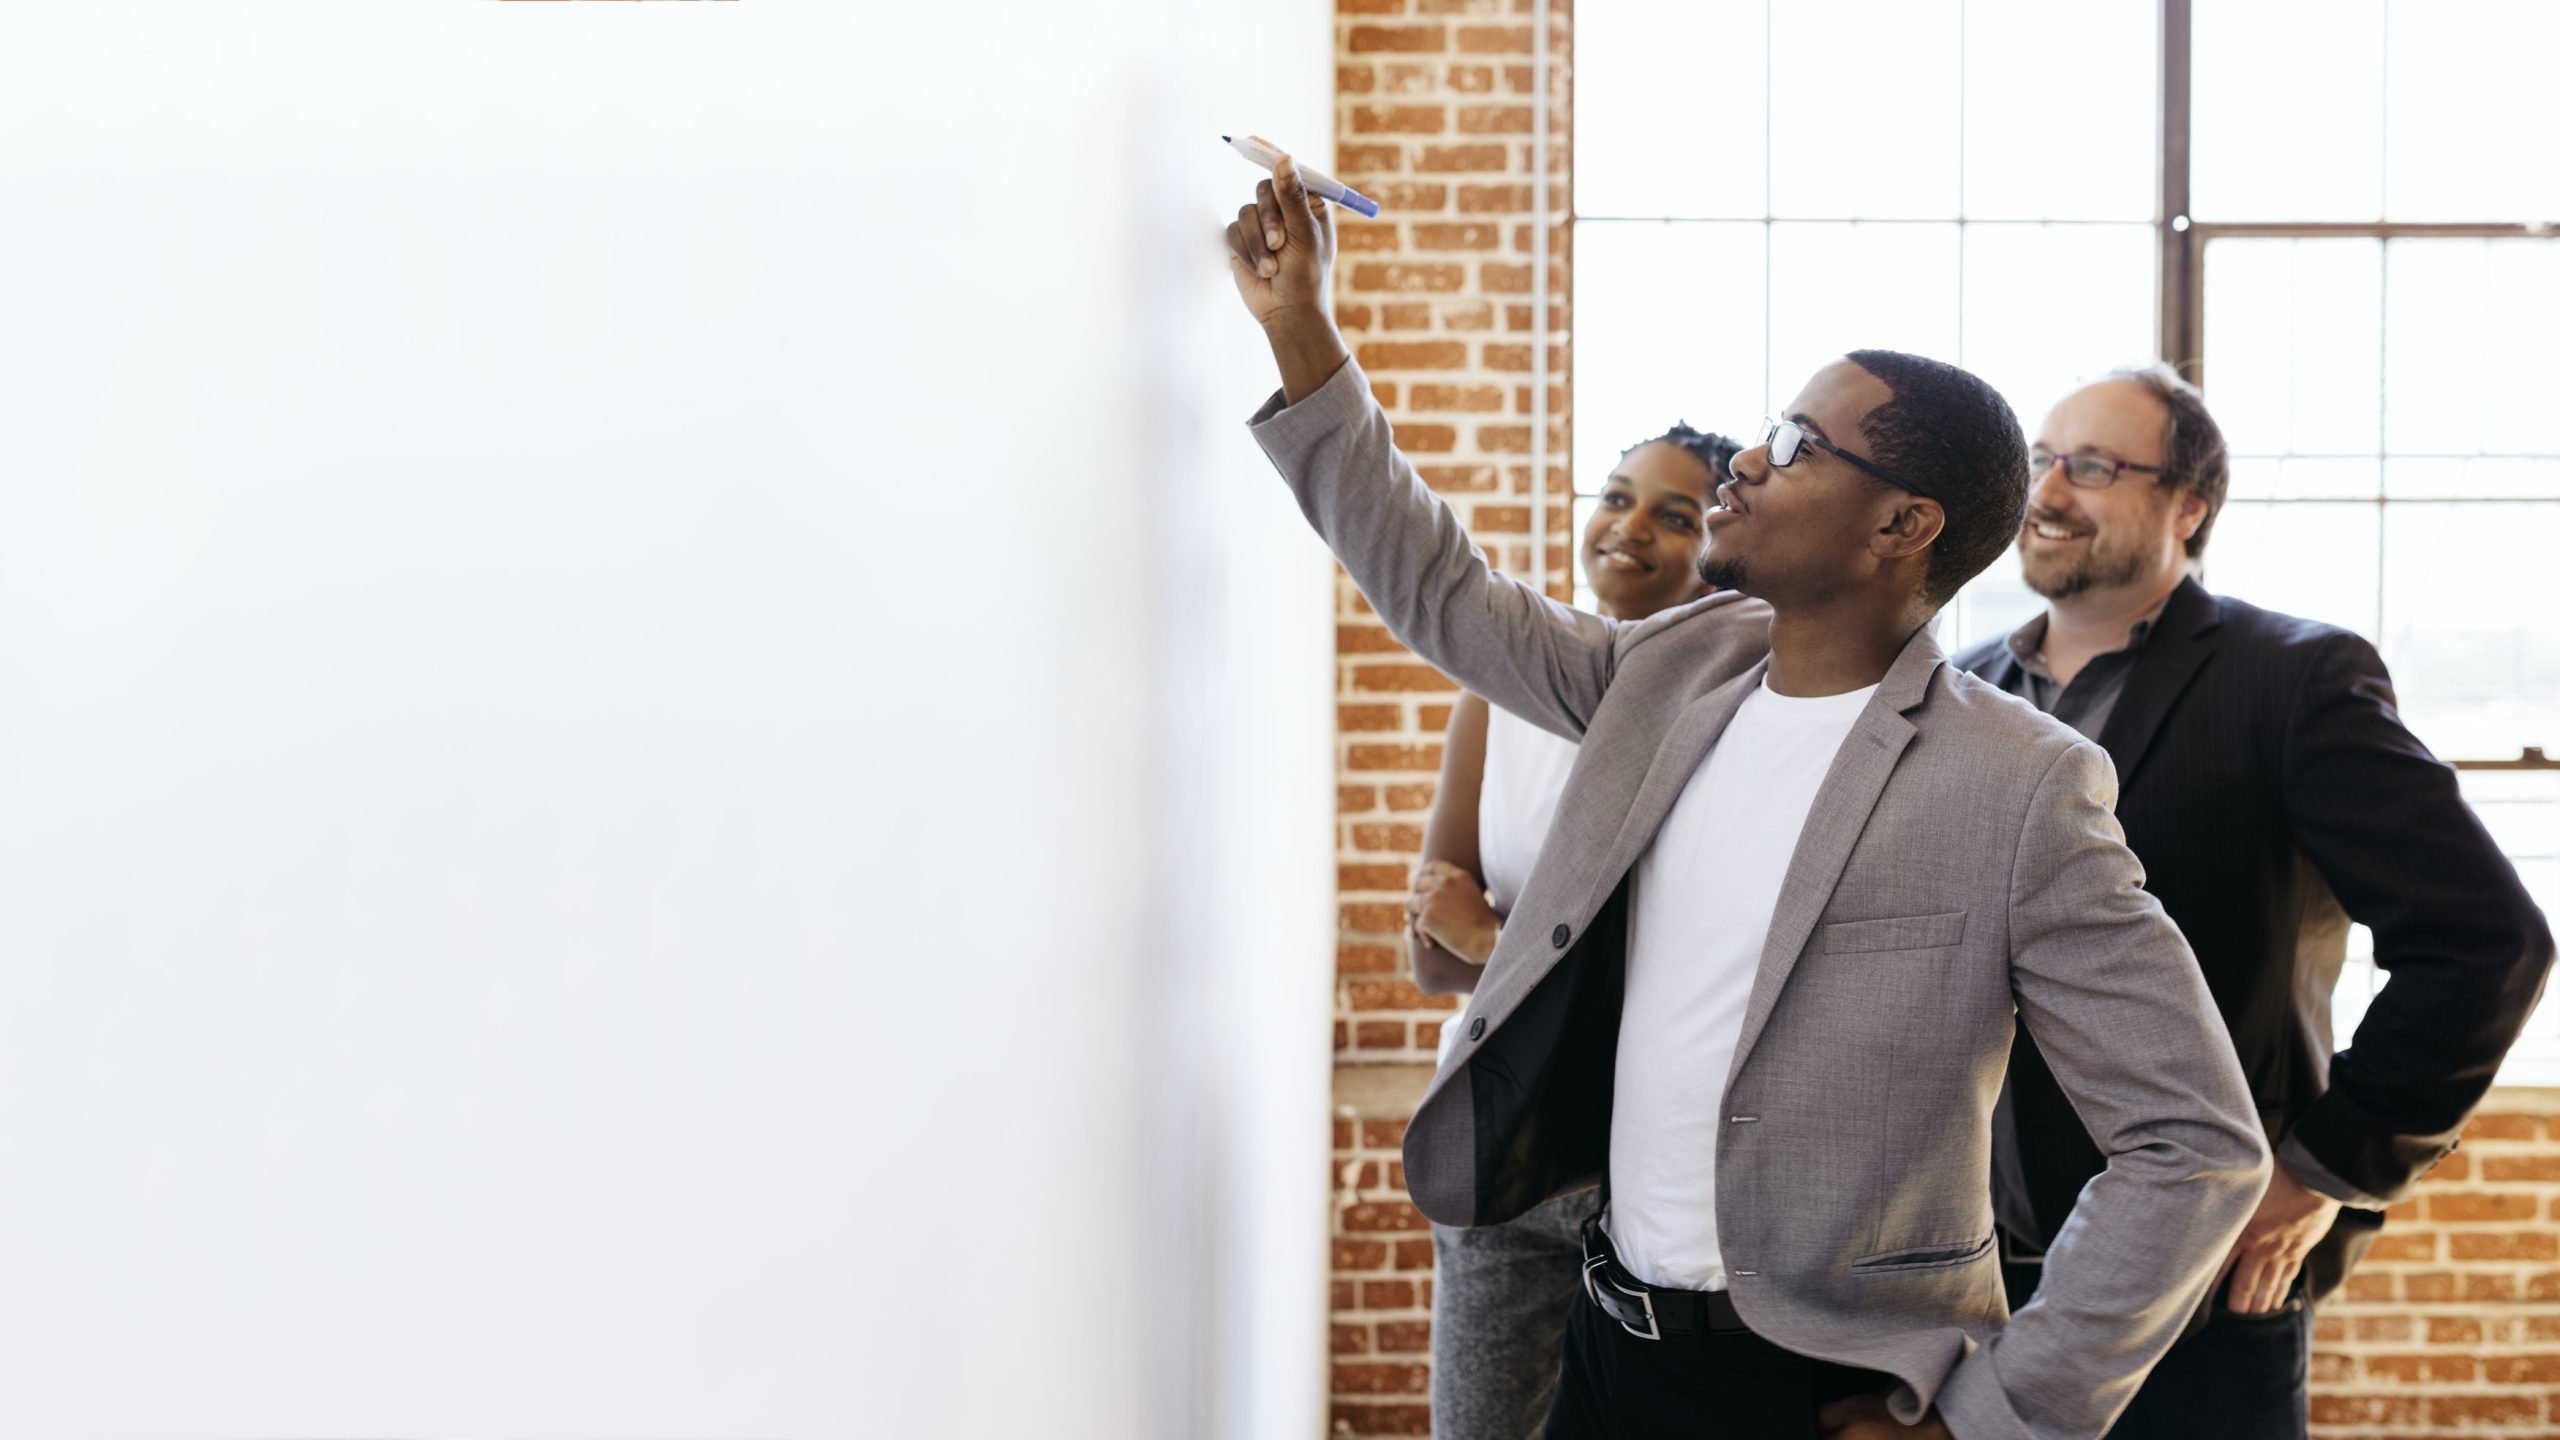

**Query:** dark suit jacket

left=1956, top=575, right=2555, bottom=1300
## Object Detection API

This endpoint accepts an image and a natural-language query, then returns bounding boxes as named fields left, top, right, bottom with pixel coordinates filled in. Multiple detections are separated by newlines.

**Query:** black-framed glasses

left=2030, top=447, right=2164, bottom=490
left=1758, top=417, right=1937, bottom=500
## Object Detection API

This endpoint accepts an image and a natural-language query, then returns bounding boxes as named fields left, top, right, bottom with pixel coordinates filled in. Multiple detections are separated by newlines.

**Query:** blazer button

left=1467, top=1017, right=1486, bottom=1041
left=1551, top=923, right=1572, bottom=949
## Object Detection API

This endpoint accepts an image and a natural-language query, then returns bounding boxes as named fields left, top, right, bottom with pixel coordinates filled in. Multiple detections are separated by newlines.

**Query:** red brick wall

left=2309, top=1095, right=2560, bottom=1436
left=1330, top=1075, right=1437, bottom=1437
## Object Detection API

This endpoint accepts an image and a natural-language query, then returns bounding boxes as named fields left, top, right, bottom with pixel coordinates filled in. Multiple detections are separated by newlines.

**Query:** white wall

left=0, top=3, right=1333, bottom=1436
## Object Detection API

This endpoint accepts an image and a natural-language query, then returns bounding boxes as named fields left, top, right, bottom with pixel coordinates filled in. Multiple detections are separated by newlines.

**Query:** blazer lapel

left=1591, top=661, right=1768, bottom=891
left=2094, top=575, right=2222, bottom=791
left=1724, top=628, right=1937, bottom=1082
left=1460, top=660, right=1766, bottom=1034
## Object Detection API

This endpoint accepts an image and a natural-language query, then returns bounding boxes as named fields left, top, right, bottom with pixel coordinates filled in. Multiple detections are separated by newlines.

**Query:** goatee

left=2026, top=563, right=2094, bottom=601
left=2024, top=541, right=2146, bottom=602
left=1697, top=555, right=1748, bottom=593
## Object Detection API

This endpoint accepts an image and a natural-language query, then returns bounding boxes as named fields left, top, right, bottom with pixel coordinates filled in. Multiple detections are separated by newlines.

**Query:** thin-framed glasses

left=2030, top=447, right=2164, bottom=490
left=1758, top=417, right=1938, bottom=500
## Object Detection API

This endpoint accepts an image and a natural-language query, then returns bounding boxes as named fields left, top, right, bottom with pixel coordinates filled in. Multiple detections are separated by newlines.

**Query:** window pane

left=1942, top=562, right=2047, bottom=657
left=1959, top=222, right=2153, bottom=431
left=1572, top=222, right=1767, bottom=493
left=2384, top=239, right=2495, bottom=456
left=1766, top=222, right=1960, bottom=409
left=2201, top=238, right=2381, bottom=456
left=2466, top=770, right=2560, bottom=859
left=1575, top=0, right=1767, bottom=218
left=2379, top=503, right=2560, bottom=759
left=1960, top=0, right=2155, bottom=221
left=2384, top=239, right=2560, bottom=460
left=2383, top=0, right=2560, bottom=222
left=1767, top=0, right=1960, bottom=219
left=2199, top=501, right=2380, bottom=639
left=2225, top=457, right=2380, bottom=502
left=2192, top=0, right=2385, bottom=221
left=2478, top=242, right=2560, bottom=457
left=2331, top=923, right=2379, bottom=1067
left=2388, top=458, right=2560, bottom=502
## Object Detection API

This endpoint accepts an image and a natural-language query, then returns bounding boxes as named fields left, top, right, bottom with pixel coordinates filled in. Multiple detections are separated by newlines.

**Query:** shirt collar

left=2005, top=590, right=2179, bottom=678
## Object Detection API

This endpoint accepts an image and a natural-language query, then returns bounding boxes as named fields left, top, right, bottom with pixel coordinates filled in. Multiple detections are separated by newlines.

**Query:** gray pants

left=1430, top=1188, right=1601, bottom=1440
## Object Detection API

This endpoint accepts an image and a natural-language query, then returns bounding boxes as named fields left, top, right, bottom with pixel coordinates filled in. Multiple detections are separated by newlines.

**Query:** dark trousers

left=2001, top=1261, right=2309, bottom=1440
left=1545, top=1288, right=1893, bottom=1438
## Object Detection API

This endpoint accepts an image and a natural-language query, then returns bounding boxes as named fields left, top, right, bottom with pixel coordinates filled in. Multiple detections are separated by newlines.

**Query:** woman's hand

left=1408, top=859, right=1501, bottom=967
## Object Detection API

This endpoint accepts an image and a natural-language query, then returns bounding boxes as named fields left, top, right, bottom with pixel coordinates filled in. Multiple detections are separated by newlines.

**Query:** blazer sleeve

left=1246, top=359, right=1618, bottom=740
left=2275, top=630, right=2557, bottom=1207
left=1934, top=740, right=2271, bottom=1440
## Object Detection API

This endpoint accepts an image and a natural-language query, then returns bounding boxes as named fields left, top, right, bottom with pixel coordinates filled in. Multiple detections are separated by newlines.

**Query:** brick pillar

left=1328, top=0, right=1571, bottom=1433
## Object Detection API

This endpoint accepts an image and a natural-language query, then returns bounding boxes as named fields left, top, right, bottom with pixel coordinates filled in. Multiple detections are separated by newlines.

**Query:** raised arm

left=1933, top=740, right=2271, bottom=1440
left=1228, top=153, right=1621, bottom=738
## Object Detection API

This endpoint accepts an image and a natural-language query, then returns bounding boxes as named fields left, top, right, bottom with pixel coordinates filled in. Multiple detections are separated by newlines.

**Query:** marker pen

left=1223, top=135, right=1383, bottom=219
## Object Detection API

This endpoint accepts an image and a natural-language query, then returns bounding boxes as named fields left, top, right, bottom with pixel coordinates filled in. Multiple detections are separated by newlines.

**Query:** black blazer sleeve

left=2278, top=629, right=2556, bottom=1204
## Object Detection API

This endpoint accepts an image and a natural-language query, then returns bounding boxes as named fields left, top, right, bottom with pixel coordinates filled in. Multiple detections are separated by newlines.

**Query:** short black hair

left=1844, top=350, right=2030, bottom=606
left=1625, top=423, right=1742, bottom=485
left=2103, top=363, right=2231, bottom=559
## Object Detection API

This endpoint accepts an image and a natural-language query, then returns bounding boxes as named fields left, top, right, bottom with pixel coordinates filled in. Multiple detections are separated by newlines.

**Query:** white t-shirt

left=1477, top=705, right=1580, bottom=914
left=1605, top=678, right=1878, bottom=1291
left=1438, top=704, right=1580, bottom=1064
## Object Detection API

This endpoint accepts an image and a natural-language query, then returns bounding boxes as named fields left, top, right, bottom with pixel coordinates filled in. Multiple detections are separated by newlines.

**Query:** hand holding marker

left=1223, top=135, right=1383, bottom=219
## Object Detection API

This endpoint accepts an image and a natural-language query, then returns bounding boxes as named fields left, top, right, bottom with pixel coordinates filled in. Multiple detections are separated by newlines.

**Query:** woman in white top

left=1406, top=423, right=1739, bottom=1440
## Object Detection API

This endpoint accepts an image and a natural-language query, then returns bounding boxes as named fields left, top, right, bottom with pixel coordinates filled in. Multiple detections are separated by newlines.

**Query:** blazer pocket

left=1820, top=910, right=1968, bottom=956
left=1851, top=1233, right=1995, bottom=1274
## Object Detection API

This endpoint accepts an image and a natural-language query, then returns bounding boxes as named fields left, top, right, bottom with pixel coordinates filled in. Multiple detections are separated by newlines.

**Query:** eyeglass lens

left=1764, top=419, right=1801, bottom=467
left=2031, top=449, right=2116, bottom=487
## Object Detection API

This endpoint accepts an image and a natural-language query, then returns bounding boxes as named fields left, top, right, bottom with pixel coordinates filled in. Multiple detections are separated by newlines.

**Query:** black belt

left=1579, top=1210, right=1749, bottom=1340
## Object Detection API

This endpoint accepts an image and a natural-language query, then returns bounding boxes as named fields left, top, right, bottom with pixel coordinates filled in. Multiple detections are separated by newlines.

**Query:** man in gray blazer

left=1226, top=156, right=2270, bottom=1440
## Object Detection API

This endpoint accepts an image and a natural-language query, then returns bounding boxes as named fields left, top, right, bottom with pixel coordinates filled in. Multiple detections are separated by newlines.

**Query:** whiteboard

left=0, top=3, right=1335, bottom=1435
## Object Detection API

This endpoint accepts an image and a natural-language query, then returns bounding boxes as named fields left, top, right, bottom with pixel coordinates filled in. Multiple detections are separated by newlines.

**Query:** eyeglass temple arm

left=1815, top=436, right=1938, bottom=500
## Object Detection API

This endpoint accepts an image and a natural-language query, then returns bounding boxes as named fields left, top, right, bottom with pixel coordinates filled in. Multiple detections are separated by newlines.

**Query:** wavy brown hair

left=2103, top=362, right=2231, bottom=559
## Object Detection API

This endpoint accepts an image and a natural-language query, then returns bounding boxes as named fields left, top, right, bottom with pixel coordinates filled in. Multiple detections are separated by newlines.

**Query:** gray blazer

left=1251, top=361, right=2270, bottom=1440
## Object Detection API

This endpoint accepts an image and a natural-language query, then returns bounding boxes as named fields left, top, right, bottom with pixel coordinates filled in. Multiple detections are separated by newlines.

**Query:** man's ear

left=2174, top=487, right=2208, bottom=544
left=1874, top=497, right=1946, bottom=561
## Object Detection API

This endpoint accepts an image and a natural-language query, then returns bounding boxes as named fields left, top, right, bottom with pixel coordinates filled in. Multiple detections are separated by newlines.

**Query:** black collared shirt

left=1994, top=596, right=2172, bottom=745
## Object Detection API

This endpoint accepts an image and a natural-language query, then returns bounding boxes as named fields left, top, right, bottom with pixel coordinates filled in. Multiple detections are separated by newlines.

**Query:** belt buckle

left=1581, top=1253, right=1662, bottom=1341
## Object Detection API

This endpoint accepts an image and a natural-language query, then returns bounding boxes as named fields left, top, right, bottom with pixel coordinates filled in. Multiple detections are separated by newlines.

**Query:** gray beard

left=2025, top=539, right=2147, bottom=601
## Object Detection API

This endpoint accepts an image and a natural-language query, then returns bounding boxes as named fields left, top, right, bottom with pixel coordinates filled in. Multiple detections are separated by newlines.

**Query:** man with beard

left=1954, top=366, right=2554, bottom=1440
